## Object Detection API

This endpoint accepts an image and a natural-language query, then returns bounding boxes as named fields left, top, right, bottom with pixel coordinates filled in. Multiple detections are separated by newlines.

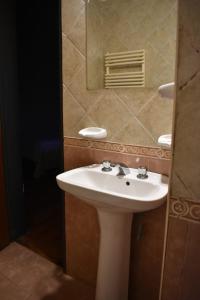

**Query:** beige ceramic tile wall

left=87, top=0, right=177, bottom=88
left=161, top=1, right=200, bottom=299
left=170, top=0, right=200, bottom=201
left=62, top=0, right=174, bottom=147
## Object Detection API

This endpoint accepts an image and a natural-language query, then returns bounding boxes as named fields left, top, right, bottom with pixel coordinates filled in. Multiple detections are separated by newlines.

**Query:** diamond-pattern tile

left=63, top=86, right=85, bottom=136
left=62, top=0, right=84, bottom=35
left=114, top=88, right=156, bottom=116
left=68, top=66, right=103, bottom=111
left=61, top=0, right=175, bottom=147
left=111, top=119, right=155, bottom=146
left=68, top=8, right=86, bottom=56
left=62, top=36, right=84, bottom=86
left=88, top=90, right=133, bottom=140
left=137, top=92, right=173, bottom=141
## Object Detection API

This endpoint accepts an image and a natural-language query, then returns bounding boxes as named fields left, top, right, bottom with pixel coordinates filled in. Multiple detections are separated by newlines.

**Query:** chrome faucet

left=101, top=160, right=148, bottom=179
left=101, top=160, right=112, bottom=172
left=116, top=163, right=130, bottom=177
left=137, top=166, right=148, bottom=179
left=101, top=160, right=130, bottom=177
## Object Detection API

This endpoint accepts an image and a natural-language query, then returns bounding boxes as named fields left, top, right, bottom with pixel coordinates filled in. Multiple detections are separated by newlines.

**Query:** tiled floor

left=0, top=243, right=95, bottom=300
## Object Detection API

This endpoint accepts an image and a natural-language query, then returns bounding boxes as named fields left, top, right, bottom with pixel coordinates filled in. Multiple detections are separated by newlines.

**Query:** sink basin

left=57, top=164, right=168, bottom=300
left=57, top=164, right=168, bottom=213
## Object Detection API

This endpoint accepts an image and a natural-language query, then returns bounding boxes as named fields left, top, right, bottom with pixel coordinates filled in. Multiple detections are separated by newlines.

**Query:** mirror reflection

left=87, top=0, right=177, bottom=90
left=84, top=0, right=177, bottom=147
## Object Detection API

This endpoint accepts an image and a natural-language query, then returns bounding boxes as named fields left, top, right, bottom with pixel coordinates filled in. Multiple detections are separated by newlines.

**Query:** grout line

left=71, top=113, right=98, bottom=134
left=110, top=118, right=131, bottom=141
left=67, top=8, right=86, bottom=57
left=114, top=90, right=156, bottom=144
left=64, top=60, right=84, bottom=88
left=64, top=35, right=86, bottom=61
left=174, top=171, right=196, bottom=200
left=62, top=37, right=85, bottom=88
left=66, top=33, right=86, bottom=60
left=136, top=89, right=157, bottom=115
left=67, top=76, right=104, bottom=117
left=0, top=272, right=31, bottom=299
left=81, top=92, right=104, bottom=115
left=62, top=3, right=85, bottom=37
left=66, top=7, right=85, bottom=37
left=64, top=85, right=87, bottom=114
left=67, top=35, right=85, bottom=57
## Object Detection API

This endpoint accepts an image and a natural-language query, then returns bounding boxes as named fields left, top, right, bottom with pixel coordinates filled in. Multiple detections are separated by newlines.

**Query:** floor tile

left=27, top=274, right=95, bottom=300
left=0, top=273, right=28, bottom=300
left=0, top=243, right=60, bottom=294
left=0, top=243, right=95, bottom=300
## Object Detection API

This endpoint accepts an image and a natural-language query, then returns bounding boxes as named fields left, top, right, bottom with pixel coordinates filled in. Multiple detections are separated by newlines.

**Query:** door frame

left=0, top=126, right=10, bottom=249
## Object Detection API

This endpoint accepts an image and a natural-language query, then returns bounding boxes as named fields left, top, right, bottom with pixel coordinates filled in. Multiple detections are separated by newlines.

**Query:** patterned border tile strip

left=170, top=197, right=200, bottom=224
left=64, top=137, right=171, bottom=159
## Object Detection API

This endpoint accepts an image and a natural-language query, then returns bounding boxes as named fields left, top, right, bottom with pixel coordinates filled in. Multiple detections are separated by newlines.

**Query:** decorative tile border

left=64, top=137, right=171, bottom=159
left=170, top=197, right=200, bottom=224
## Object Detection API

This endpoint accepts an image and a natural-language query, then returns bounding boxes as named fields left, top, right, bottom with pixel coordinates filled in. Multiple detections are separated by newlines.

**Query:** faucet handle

left=110, top=162, right=118, bottom=167
left=110, top=162, right=126, bottom=168
left=137, top=166, right=148, bottom=179
left=101, top=160, right=112, bottom=172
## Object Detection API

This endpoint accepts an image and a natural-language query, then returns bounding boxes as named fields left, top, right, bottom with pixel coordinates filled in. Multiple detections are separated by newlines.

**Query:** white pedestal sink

left=56, top=164, right=168, bottom=300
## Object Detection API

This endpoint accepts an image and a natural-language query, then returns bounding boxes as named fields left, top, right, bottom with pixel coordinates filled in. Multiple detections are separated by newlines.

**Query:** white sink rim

left=56, top=164, right=168, bottom=213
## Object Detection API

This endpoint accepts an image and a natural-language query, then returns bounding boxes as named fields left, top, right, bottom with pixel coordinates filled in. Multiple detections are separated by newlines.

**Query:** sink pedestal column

left=96, top=209, right=133, bottom=300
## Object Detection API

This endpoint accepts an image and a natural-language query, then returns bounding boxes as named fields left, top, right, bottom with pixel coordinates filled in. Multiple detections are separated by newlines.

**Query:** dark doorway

left=16, top=1, right=64, bottom=266
left=0, top=0, right=25, bottom=243
left=0, top=125, right=9, bottom=249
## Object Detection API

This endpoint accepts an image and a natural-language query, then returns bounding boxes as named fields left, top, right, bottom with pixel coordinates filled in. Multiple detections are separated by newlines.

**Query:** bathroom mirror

left=86, top=0, right=177, bottom=90
left=82, top=0, right=177, bottom=146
